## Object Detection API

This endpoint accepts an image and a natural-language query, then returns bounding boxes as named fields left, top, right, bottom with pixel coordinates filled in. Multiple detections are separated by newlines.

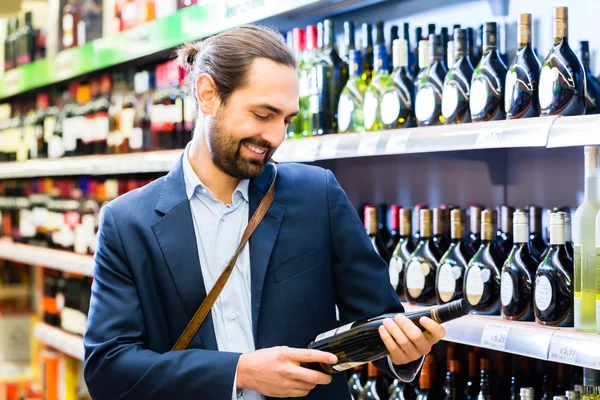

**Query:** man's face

left=206, top=58, right=299, bottom=180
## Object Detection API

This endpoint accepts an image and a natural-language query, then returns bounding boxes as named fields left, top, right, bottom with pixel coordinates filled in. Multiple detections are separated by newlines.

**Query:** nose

left=260, top=121, right=287, bottom=149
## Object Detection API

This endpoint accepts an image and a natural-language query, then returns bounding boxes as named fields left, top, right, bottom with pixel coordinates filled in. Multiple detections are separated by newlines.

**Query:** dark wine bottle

left=387, top=205, right=401, bottom=253
left=349, top=365, right=365, bottom=399
left=365, top=206, right=391, bottom=264
left=470, top=22, right=508, bottom=122
left=379, top=38, right=415, bottom=129
left=427, top=24, right=436, bottom=37
left=379, top=204, right=391, bottom=245
left=417, top=354, right=435, bottom=400
left=405, top=209, right=443, bottom=305
left=362, top=23, right=375, bottom=85
left=501, top=210, right=537, bottom=321
left=358, top=363, right=381, bottom=400
left=477, top=359, right=492, bottom=400
left=505, top=13, right=541, bottom=119
left=433, top=208, right=451, bottom=254
left=441, top=27, right=449, bottom=67
left=534, top=212, right=574, bottom=327
left=391, top=208, right=416, bottom=300
left=444, top=360, right=460, bottom=400
left=539, top=7, right=586, bottom=116
left=437, top=209, right=472, bottom=304
left=498, top=205, right=515, bottom=257
left=442, top=28, right=474, bottom=124
left=580, top=41, right=600, bottom=115
left=528, top=206, right=547, bottom=262
left=415, top=40, right=430, bottom=87
left=464, top=209, right=503, bottom=315
left=413, top=204, right=430, bottom=242
left=411, top=27, right=423, bottom=79
left=415, top=34, right=448, bottom=126
left=465, top=352, right=480, bottom=400
left=404, top=23, right=417, bottom=80
left=466, top=206, right=483, bottom=256
left=307, top=299, right=471, bottom=374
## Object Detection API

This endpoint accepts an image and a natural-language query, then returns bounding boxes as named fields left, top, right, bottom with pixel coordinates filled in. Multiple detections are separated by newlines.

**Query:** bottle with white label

left=501, top=210, right=538, bottom=321
left=337, top=47, right=367, bottom=133
left=436, top=209, right=472, bottom=304
left=534, top=212, right=574, bottom=327
left=442, top=28, right=474, bottom=124
left=464, top=209, right=504, bottom=315
left=390, top=208, right=416, bottom=299
left=415, top=34, right=448, bottom=126
left=363, top=40, right=391, bottom=132
left=404, top=209, right=443, bottom=305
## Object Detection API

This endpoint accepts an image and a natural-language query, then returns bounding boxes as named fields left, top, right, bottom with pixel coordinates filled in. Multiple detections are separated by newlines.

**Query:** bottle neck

left=584, top=165, right=600, bottom=201
left=324, top=23, right=334, bottom=51
left=393, top=43, right=408, bottom=69
left=550, top=223, right=565, bottom=245
left=419, top=42, right=430, bottom=69
left=518, top=24, right=532, bottom=48
left=554, top=18, right=568, bottom=40
left=514, top=223, right=529, bottom=243
left=374, top=46, right=387, bottom=73
left=350, top=55, right=363, bottom=78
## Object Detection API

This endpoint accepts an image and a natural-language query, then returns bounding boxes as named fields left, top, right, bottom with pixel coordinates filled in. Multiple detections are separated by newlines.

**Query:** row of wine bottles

left=362, top=201, right=580, bottom=329
left=349, top=342, right=590, bottom=400
left=285, top=6, right=598, bottom=139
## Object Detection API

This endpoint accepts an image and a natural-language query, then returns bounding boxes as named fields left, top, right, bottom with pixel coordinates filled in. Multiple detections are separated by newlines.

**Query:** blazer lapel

left=249, top=163, right=286, bottom=340
left=151, top=155, right=218, bottom=351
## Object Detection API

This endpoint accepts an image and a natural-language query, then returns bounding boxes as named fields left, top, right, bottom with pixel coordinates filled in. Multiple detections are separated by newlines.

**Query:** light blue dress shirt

left=182, top=147, right=262, bottom=400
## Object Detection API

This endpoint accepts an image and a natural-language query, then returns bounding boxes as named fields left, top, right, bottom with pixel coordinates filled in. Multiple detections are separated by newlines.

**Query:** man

left=83, top=25, right=445, bottom=399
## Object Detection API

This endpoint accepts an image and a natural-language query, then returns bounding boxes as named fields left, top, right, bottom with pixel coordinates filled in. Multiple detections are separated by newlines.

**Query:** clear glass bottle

left=363, top=40, right=392, bottom=132
left=338, top=47, right=367, bottom=133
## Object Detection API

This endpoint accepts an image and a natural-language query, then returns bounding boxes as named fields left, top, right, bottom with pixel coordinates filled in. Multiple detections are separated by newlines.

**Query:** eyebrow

left=254, top=103, right=300, bottom=118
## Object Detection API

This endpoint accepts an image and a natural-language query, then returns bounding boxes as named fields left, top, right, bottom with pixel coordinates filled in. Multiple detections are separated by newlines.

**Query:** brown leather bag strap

left=172, top=165, right=278, bottom=351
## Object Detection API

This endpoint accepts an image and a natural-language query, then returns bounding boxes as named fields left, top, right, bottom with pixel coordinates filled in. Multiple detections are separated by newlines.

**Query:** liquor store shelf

left=0, top=240, right=94, bottom=277
left=3, top=114, right=600, bottom=178
left=34, top=323, right=84, bottom=361
left=403, top=303, right=600, bottom=370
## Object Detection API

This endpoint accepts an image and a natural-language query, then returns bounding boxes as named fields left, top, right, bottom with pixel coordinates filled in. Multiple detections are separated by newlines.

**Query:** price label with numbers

left=549, top=332, right=580, bottom=364
left=319, top=136, right=341, bottom=159
left=357, top=134, right=380, bottom=156
left=385, top=131, right=410, bottom=154
left=293, top=139, right=320, bottom=162
left=480, top=322, right=511, bottom=350
left=475, top=122, right=505, bottom=147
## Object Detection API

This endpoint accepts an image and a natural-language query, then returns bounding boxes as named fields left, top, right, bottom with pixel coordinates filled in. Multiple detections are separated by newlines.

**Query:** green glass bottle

left=363, top=41, right=391, bottom=131
left=338, top=48, right=367, bottom=133
left=288, top=27, right=307, bottom=140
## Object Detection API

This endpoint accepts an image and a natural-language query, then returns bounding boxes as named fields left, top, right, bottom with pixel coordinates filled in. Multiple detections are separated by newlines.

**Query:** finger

left=383, top=318, right=421, bottom=361
left=395, top=314, right=432, bottom=356
left=287, top=364, right=333, bottom=386
left=287, top=348, right=338, bottom=365
left=379, top=324, right=407, bottom=361
left=419, top=316, right=446, bottom=341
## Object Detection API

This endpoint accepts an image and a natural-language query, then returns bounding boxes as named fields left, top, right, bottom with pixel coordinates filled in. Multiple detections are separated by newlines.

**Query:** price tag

left=475, top=122, right=505, bottom=147
left=385, top=131, right=410, bottom=154
left=480, top=322, right=511, bottom=350
left=319, top=136, right=340, bottom=159
left=548, top=332, right=580, bottom=364
left=357, top=133, right=380, bottom=156
left=293, top=139, right=320, bottom=162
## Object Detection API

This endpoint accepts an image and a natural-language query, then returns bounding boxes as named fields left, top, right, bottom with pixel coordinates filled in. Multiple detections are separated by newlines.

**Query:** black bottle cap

left=485, top=22, right=497, bottom=34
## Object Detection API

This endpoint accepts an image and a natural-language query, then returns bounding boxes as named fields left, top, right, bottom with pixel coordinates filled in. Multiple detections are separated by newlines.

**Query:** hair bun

left=176, top=41, right=204, bottom=71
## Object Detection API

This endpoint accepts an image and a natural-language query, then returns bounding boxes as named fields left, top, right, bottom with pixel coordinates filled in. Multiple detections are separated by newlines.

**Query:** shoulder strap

left=172, top=165, right=278, bottom=351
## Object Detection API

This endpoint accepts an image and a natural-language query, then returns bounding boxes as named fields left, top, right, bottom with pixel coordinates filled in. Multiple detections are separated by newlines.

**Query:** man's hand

left=236, top=346, right=337, bottom=398
left=378, top=315, right=446, bottom=366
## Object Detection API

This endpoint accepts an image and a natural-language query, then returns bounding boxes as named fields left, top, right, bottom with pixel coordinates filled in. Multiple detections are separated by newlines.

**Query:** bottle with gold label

left=575, top=146, right=600, bottom=332
left=442, top=28, right=474, bottom=124
left=390, top=208, right=416, bottom=299
left=534, top=212, right=574, bottom=327
left=437, top=209, right=472, bottom=304
left=539, top=7, right=586, bottom=116
left=505, top=14, right=541, bottom=119
left=415, top=34, right=447, bottom=126
left=363, top=40, right=391, bottom=132
left=501, top=210, right=537, bottom=321
left=464, top=209, right=503, bottom=315
left=376, top=39, right=415, bottom=129
left=404, top=209, right=443, bottom=305
left=470, top=22, right=508, bottom=122
left=338, top=47, right=367, bottom=133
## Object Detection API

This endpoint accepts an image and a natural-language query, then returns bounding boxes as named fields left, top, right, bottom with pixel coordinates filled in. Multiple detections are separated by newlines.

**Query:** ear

left=195, top=73, right=219, bottom=115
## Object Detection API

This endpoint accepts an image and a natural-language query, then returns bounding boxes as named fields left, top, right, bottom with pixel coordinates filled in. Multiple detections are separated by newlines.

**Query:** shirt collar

left=182, top=143, right=250, bottom=204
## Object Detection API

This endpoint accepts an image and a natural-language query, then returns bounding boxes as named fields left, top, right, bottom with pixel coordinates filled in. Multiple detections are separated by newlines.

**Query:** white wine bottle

left=575, top=146, right=600, bottom=332
left=306, top=299, right=470, bottom=374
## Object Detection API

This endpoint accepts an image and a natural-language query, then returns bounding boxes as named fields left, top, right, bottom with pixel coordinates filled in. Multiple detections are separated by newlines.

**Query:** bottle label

left=380, top=92, right=401, bottom=125
left=309, top=95, right=320, bottom=114
left=406, top=259, right=427, bottom=298
left=500, top=271, right=514, bottom=307
left=331, top=361, right=367, bottom=372
left=389, top=257, right=400, bottom=289
left=337, top=94, right=354, bottom=133
left=465, top=266, right=484, bottom=306
left=442, top=83, right=459, bottom=120
left=363, top=91, right=378, bottom=130
left=74, top=224, right=88, bottom=255
left=415, top=85, right=436, bottom=122
left=538, top=66, right=560, bottom=110
left=534, top=275, right=553, bottom=312
left=19, top=209, right=36, bottom=238
left=437, top=262, right=456, bottom=303
left=129, top=128, right=144, bottom=150
left=504, top=70, right=517, bottom=113
left=120, top=108, right=136, bottom=138
left=469, top=78, right=488, bottom=116
left=314, top=321, right=354, bottom=342
left=63, top=14, right=74, bottom=48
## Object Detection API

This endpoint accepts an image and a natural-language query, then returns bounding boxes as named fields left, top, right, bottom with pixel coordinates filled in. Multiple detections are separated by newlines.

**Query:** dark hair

left=176, top=24, right=296, bottom=105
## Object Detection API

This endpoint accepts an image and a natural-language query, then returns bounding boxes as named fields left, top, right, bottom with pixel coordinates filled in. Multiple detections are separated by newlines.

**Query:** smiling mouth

left=243, top=142, right=268, bottom=155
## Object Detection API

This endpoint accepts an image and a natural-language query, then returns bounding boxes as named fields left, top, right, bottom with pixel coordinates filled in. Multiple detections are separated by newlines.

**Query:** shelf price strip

left=548, top=332, right=580, bottom=365
left=480, top=322, right=511, bottom=351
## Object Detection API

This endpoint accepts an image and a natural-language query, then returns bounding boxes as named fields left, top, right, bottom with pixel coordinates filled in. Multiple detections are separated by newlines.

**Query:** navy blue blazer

left=83, top=156, right=419, bottom=400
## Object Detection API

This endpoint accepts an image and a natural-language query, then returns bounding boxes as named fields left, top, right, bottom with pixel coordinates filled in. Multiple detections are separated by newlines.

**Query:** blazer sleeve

left=83, top=206, right=240, bottom=400
left=325, top=169, right=423, bottom=382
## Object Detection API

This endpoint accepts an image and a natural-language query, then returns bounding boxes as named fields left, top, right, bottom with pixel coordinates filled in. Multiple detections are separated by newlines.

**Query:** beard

left=206, top=109, right=275, bottom=180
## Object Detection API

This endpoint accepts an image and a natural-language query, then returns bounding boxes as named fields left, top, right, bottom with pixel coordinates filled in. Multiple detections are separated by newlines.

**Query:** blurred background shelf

left=33, top=323, right=84, bottom=361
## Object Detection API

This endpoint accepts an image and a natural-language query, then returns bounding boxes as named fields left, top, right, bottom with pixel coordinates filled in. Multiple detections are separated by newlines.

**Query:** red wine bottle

left=365, top=206, right=391, bottom=263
